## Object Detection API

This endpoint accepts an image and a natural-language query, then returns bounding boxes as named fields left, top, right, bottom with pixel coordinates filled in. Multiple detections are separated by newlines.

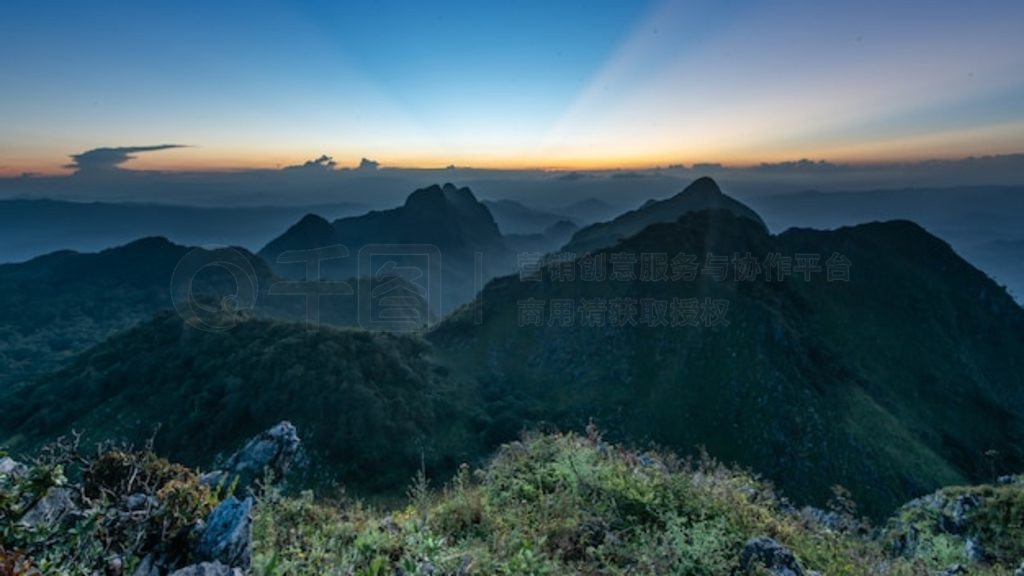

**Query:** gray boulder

left=964, top=537, right=986, bottom=564
left=943, top=494, right=981, bottom=534
left=169, top=561, right=243, bottom=576
left=801, top=506, right=852, bottom=532
left=202, top=421, right=300, bottom=494
left=130, top=554, right=161, bottom=576
left=193, top=496, right=252, bottom=569
left=123, top=493, right=159, bottom=511
left=20, top=486, right=78, bottom=527
left=0, top=456, right=28, bottom=478
left=1013, top=561, right=1024, bottom=576
left=740, top=536, right=805, bottom=576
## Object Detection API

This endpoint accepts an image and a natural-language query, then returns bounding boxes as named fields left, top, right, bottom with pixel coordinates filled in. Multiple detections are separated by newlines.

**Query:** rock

left=130, top=554, right=160, bottom=576
left=203, top=421, right=300, bottom=494
left=997, top=475, right=1022, bottom=486
left=193, top=496, right=252, bottom=569
left=0, top=456, right=28, bottom=478
left=900, top=491, right=982, bottom=538
left=890, top=524, right=919, bottom=557
left=740, top=537, right=805, bottom=576
left=965, top=537, right=986, bottom=564
left=936, top=494, right=982, bottom=535
left=168, top=562, right=243, bottom=576
left=20, top=486, right=78, bottom=527
left=952, top=494, right=980, bottom=526
left=123, top=493, right=159, bottom=511
left=198, top=470, right=228, bottom=490
left=1014, top=561, right=1024, bottom=576
left=802, top=506, right=850, bottom=532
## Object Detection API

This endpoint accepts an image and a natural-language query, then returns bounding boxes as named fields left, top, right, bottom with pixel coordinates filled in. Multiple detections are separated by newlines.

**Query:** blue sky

left=2, top=0, right=1023, bottom=174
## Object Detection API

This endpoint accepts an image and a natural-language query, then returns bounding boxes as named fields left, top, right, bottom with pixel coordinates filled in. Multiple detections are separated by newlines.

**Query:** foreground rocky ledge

left=2, top=426, right=1022, bottom=575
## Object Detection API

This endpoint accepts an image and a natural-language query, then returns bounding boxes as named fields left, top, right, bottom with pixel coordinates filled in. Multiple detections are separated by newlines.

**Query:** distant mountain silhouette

left=561, top=197, right=621, bottom=223
left=504, top=219, right=580, bottom=254
left=482, top=199, right=576, bottom=235
left=4, top=177, right=1023, bottom=521
left=0, top=199, right=363, bottom=264
left=0, top=237, right=417, bottom=387
left=0, top=312, right=472, bottom=492
left=435, top=199, right=1024, bottom=516
left=746, top=185, right=1024, bottom=302
left=260, top=183, right=514, bottom=312
left=562, top=177, right=767, bottom=255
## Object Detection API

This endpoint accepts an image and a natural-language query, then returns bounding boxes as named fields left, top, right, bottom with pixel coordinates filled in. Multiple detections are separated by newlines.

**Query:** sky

left=2, top=0, right=1024, bottom=175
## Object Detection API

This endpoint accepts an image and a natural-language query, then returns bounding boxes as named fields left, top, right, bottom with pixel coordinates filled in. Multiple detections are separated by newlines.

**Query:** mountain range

left=260, top=183, right=514, bottom=313
left=1, top=177, right=1022, bottom=519
left=562, top=176, right=768, bottom=255
left=0, top=236, right=428, bottom=387
left=0, top=198, right=363, bottom=264
left=434, top=207, right=1024, bottom=516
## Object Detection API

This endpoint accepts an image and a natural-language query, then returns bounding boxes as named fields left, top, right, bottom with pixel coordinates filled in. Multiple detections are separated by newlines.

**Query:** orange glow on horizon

left=3, top=136, right=1024, bottom=178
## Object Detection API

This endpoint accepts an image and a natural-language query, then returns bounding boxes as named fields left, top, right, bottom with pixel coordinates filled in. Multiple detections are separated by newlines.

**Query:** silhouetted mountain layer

left=0, top=237, right=418, bottom=387
left=504, top=219, right=579, bottom=254
left=0, top=198, right=363, bottom=264
left=4, top=179, right=1023, bottom=519
left=746, top=185, right=1024, bottom=302
left=0, top=312, right=476, bottom=491
left=259, top=183, right=514, bottom=312
left=434, top=207, right=1024, bottom=517
left=562, top=177, right=767, bottom=255
left=482, top=199, right=576, bottom=235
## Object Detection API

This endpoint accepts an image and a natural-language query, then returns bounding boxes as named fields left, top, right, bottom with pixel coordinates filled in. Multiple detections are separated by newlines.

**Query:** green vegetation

left=0, top=238, right=193, bottom=388
left=251, top=431, right=1022, bottom=575
left=2, top=421, right=1022, bottom=574
left=0, top=236, right=416, bottom=389
left=4, top=209, right=1023, bottom=520
left=434, top=209, right=1024, bottom=517
left=3, top=196, right=1023, bottom=542
left=885, top=478, right=1024, bottom=568
left=0, top=312, right=479, bottom=495
left=0, top=440, right=219, bottom=575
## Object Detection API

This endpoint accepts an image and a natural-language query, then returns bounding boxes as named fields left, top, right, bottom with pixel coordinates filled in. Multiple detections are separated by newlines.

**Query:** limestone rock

left=193, top=496, right=252, bottom=569
left=740, top=536, right=804, bottom=576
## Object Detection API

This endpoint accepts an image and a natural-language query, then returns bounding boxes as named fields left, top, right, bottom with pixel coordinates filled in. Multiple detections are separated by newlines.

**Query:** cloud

left=66, top=145, right=186, bottom=174
left=555, top=171, right=586, bottom=181
left=752, top=159, right=841, bottom=173
left=357, top=158, right=380, bottom=170
left=286, top=154, right=338, bottom=171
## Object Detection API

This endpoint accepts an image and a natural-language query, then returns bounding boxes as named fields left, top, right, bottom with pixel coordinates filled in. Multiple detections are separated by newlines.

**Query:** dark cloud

left=66, top=145, right=185, bottom=174
left=286, top=154, right=338, bottom=171
left=753, top=159, right=841, bottom=173
left=357, top=158, right=380, bottom=170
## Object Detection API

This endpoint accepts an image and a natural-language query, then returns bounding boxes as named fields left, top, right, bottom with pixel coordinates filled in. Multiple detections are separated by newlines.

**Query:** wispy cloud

left=65, top=145, right=186, bottom=174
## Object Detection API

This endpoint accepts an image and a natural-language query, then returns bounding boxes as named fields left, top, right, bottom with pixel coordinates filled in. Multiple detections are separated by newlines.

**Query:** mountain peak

left=101, top=236, right=181, bottom=259
left=404, top=183, right=481, bottom=212
left=563, top=176, right=766, bottom=254
left=404, top=183, right=446, bottom=209
left=286, top=213, right=334, bottom=238
left=296, top=213, right=330, bottom=227
left=677, top=176, right=723, bottom=199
